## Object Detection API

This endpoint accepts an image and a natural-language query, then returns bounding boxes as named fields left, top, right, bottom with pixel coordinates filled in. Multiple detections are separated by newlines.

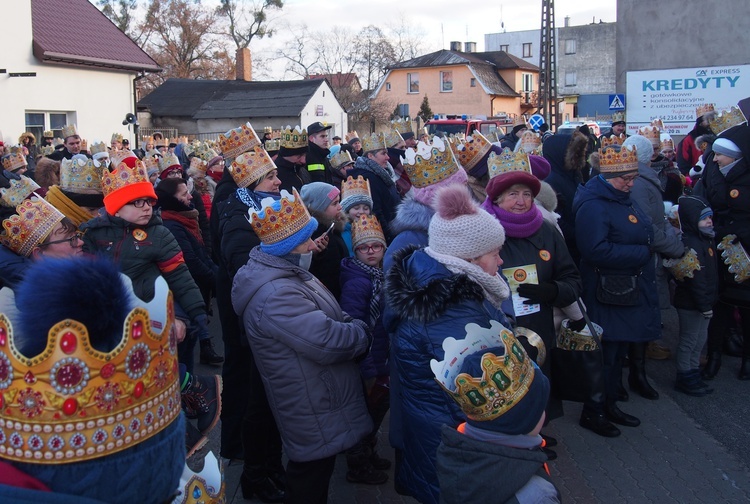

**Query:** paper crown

left=109, top=150, right=137, bottom=168
left=402, top=136, right=459, bottom=188
left=280, top=126, right=308, bottom=150
left=718, top=234, right=750, bottom=283
left=518, top=130, right=542, bottom=153
left=660, top=134, right=675, bottom=152
left=2, top=147, right=28, bottom=172
left=599, top=145, right=639, bottom=174
left=650, top=118, right=664, bottom=131
left=248, top=189, right=312, bottom=246
left=60, top=157, right=105, bottom=194
left=40, top=145, right=55, bottom=157
left=80, top=139, right=88, bottom=152
left=638, top=125, right=661, bottom=144
left=352, top=214, right=386, bottom=249
left=612, top=111, right=626, bottom=123
left=513, top=117, right=529, bottom=129
left=0, top=197, right=65, bottom=256
left=158, top=154, right=182, bottom=174
left=218, top=123, right=261, bottom=158
left=330, top=149, right=354, bottom=170
left=154, top=135, right=167, bottom=147
left=142, top=157, right=160, bottom=173
left=430, top=320, right=534, bottom=423
left=341, top=175, right=372, bottom=207
left=448, top=131, right=492, bottom=170
left=696, top=103, right=715, bottom=118
left=264, top=139, right=280, bottom=152
left=663, top=247, right=701, bottom=281
left=142, top=136, right=154, bottom=145
left=0, top=275, right=181, bottom=464
left=188, top=156, right=207, bottom=175
left=345, top=131, right=360, bottom=142
left=487, top=148, right=531, bottom=179
left=43, top=130, right=54, bottom=139
left=61, top=124, right=78, bottom=139
left=361, top=132, right=386, bottom=153
left=101, top=158, right=151, bottom=199
left=601, top=133, right=627, bottom=148
left=384, top=129, right=404, bottom=149
left=229, top=145, right=276, bottom=188
left=557, top=318, right=603, bottom=351
left=263, top=126, right=273, bottom=134
left=708, top=106, right=748, bottom=135
left=110, top=133, right=123, bottom=144
left=392, top=118, right=413, bottom=135
left=176, top=452, right=225, bottom=504
left=0, top=175, right=41, bottom=208
left=89, top=141, right=108, bottom=156
left=193, top=143, right=219, bottom=163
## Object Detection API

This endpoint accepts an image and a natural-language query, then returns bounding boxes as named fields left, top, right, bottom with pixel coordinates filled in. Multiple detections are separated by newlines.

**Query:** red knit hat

left=102, top=156, right=158, bottom=215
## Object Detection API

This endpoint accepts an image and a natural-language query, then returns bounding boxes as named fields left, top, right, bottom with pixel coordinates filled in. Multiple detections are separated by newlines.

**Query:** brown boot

left=646, top=341, right=671, bottom=360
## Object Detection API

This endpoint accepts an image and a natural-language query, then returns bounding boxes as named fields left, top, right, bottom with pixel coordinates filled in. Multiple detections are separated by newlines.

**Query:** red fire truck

left=425, top=114, right=517, bottom=139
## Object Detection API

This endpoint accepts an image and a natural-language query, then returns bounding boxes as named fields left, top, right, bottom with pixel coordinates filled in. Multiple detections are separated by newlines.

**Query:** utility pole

left=538, top=0, right=558, bottom=129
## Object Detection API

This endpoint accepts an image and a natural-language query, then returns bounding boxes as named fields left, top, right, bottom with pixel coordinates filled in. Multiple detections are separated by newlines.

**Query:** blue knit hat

left=248, top=189, right=319, bottom=256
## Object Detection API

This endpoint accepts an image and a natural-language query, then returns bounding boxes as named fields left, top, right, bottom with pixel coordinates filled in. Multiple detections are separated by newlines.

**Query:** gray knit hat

left=300, top=182, right=340, bottom=214
left=712, top=138, right=742, bottom=159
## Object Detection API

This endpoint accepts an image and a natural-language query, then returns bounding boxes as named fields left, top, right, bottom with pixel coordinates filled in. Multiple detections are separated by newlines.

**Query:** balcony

left=520, top=91, right=539, bottom=109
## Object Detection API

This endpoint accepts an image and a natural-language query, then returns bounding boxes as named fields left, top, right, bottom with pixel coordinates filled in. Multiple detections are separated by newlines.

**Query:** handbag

left=595, top=271, right=640, bottom=306
left=550, top=299, right=605, bottom=404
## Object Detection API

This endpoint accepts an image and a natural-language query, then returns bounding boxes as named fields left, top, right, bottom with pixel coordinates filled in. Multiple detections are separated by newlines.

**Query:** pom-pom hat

left=248, top=189, right=319, bottom=257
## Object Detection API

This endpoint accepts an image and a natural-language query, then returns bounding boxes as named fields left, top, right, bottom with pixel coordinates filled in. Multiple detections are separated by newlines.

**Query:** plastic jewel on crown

left=430, top=320, right=534, bottom=422
left=229, top=145, right=276, bottom=188
left=279, top=126, right=308, bottom=150
left=401, top=135, right=459, bottom=188
left=60, top=157, right=105, bottom=193
left=557, top=318, right=603, bottom=351
left=158, top=154, right=181, bottom=174
left=61, top=124, right=78, bottom=139
left=487, top=148, right=531, bottom=179
left=341, top=175, right=371, bottom=201
left=718, top=234, right=750, bottom=283
left=0, top=198, right=64, bottom=256
left=247, top=188, right=311, bottom=245
left=696, top=103, right=715, bottom=118
left=360, top=132, right=387, bottom=153
left=264, top=139, right=281, bottom=152
left=0, top=275, right=179, bottom=464
left=598, top=145, right=639, bottom=174
left=175, top=452, right=226, bottom=504
left=708, top=106, right=748, bottom=135
left=101, top=158, right=150, bottom=199
left=2, top=147, right=28, bottom=172
left=600, top=134, right=627, bottom=148
left=218, top=122, right=261, bottom=159
left=0, top=175, right=41, bottom=208
left=330, top=150, right=354, bottom=169
left=663, top=248, right=701, bottom=282
left=351, top=214, right=385, bottom=249
left=518, top=131, right=542, bottom=154
left=383, top=129, right=404, bottom=149
left=447, top=131, right=492, bottom=170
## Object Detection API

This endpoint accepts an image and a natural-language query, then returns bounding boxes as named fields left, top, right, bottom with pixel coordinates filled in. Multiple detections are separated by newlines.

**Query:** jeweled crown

left=43, top=130, right=54, bottom=139
left=431, top=320, right=534, bottom=422
left=664, top=247, right=700, bottom=281
left=708, top=106, right=748, bottom=135
left=638, top=125, right=661, bottom=145
left=264, top=139, right=280, bottom=152
left=599, top=145, right=639, bottom=174
left=109, top=150, right=137, bottom=169
left=110, top=133, right=123, bottom=145
left=159, top=154, right=181, bottom=174
left=361, top=132, right=386, bottom=153
left=345, top=131, right=360, bottom=143
left=193, top=143, right=219, bottom=163
left=0, top=175, right=41, bottom=208
left=696, top=103, right=715, bottom=118
left=101, top=159, right=151, bottom=199
left=383, top=129, right=404, bottom=149
left=0, top=275, right=181, bottom=464
left=229, top=145, right=276, bottom=188
left=40, top=146, right=55, bottom=157
left=248, top=189, right=312, bottom=246
left=2, top=147, right=28, bottom=172
left=717, top=234, right=750, bottom=283
left=650, top=119, right=664, bottom=131
left=392, top=118, right=413, bottom=135
left=448, top=131, right=492, bottom=170
left=0, top=197, right=64, bottom=256
left=331, top=150, right=354, bottom=170
left=519, top=131, right=542, bottom=153
left=60, top=157, right=105, bottom=194
left=189, top=157, right=207, bottom=175
left=280, top=126, right=307, bottom=150
left=341, top=175, right=371, bottom=204
left=90, top=142, right=108, bottom=156
left=612, top=111, right=626, bottom=123
left=351, top=214, right=386, bottom=249
left=142, top=157, right=160, bottom=173
left=61, top=124, right=78, bottom=139
left=660, top=134, right=674, bottom=152
left=218, top=123, right=261, bottom=159
left=487, top=148, right=531, bottom=179
left=402, top=135, right=459, bottom=188
left=601, top=134, right=627, bottom=148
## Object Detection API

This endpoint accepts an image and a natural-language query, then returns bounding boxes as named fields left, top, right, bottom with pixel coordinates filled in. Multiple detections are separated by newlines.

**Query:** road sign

left=609, top=94, right=626, bottom=110
left=529, top=114, right=545, bottom=130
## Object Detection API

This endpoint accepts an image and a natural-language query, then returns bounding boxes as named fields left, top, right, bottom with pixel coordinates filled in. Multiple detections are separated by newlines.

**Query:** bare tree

left=387, top=14, right=429, bottom=62
left=276, top=23, right=319, bottom=79
left=354, top=26, right=397, bottom=91
left=311, top=26, right=359, bottom=77
left=216, top=0, right=284, bottom=49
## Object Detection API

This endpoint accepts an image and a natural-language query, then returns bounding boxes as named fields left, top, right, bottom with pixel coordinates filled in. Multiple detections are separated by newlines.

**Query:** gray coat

left=232, top=247, right=373, bottom=462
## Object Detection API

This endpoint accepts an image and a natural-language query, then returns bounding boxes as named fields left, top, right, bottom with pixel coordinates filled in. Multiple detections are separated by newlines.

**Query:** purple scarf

left=481, top=198, right=544, bottom=238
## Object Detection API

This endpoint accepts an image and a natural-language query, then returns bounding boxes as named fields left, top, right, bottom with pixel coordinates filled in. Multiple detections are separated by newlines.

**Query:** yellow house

left=372, top=49, right=540, bottom=121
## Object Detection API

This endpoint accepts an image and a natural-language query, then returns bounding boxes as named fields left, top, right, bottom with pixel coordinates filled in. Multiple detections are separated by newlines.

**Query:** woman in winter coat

left=384, top=184, right=511, bottom=504
left=573, top=143, right=657, bottom=430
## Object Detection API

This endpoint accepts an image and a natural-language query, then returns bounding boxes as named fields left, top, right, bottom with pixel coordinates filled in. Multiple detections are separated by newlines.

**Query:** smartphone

left=325, top=221, right=335, bottom=236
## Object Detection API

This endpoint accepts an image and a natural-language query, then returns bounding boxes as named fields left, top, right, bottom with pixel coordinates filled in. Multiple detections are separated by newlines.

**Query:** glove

left=568, top=318, right=587, bottom=332
left=516, top=282, right=559, bottom=304
left=702, top=310, right=713, bottom=319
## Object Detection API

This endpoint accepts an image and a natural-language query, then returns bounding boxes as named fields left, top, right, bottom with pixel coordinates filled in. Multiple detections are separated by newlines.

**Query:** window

left=386, top=82, right=391, bottom=91
left=565, top=39, right=576, bottom=54
left=470, top=78, right=476, bottom=87
left=522, top=73, right=534, bottom=93
left=565, top=72, right=577, bottom=86
left=440, top=71, right=453, bottom=92
left=500, top=44, right=509, bottom=52
left=407, top=72, right=419, bottom=93
left=25, top=111, right=68, bottom=141
left=523, top=43, right=532, bottom=58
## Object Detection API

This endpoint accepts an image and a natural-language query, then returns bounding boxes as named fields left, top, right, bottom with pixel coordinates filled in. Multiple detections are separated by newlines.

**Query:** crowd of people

left=0, top=100, right=749, bottom=503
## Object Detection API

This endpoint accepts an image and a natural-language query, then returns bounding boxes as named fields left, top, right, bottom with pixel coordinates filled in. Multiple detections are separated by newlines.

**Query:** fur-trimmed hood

left=564, top=131, right=589, bottom=172
left=388, top=198, right=434, bottom=237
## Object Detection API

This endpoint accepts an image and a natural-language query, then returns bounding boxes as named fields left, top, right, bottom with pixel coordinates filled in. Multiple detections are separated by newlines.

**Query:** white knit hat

left=428, top=184, right=505, bottom=260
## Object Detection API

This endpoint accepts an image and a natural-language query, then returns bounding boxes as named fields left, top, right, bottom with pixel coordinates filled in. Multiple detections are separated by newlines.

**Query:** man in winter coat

left=306, top=121, right=335, bottom=185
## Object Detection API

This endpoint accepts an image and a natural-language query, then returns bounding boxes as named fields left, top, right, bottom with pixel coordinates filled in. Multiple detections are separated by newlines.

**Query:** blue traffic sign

left=529, top=114, right=545, bottom=130
left=609, top=94, right=626, bottom=110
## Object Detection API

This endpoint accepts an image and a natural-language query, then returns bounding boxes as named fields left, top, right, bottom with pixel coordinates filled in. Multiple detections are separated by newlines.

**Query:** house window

left=25, top=111, right=68, bottom=141
left=440, top=71, right=453, bottom=92
left=565, top=39, right=576, bottom=54
left=565, top=72, right=577, bottom=86
left=522, top=73, right=534, bottom=93
left=470, top=78, right=476, bottom=87
left=523, top=43, right=532, bottom=58
left=407, top=72, right=419, bottom=93
left=500, top=44, right=509, bottom=52
left=386, top=82, right=391, bottom=91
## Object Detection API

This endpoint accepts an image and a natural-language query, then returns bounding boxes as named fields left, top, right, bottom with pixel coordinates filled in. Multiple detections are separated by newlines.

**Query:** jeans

left=676, top=308, right=710, bottom=373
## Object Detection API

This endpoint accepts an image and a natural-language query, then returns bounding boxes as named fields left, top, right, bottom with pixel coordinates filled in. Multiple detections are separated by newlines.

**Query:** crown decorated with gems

left=660, top=135, right=674, bottom=151
left=61, top=125, right=78, bottom=139
left=708, top=106, right=748, bottom=135
left=142, top=136, right=154, bottom=145
left=43, top=130, right=54, bottom=139
left=392, top=118, right=413, bottom=135
left=109, top=150, right=137, bottom=169
left=264, top=139, right=280, bottom=152
left=40, top=145, right=55, bottom=157
left=360, top=132, right=386, bottom=153
left=696, top=103, right=715, bottom=118
left=402, top=135, right=459, bottom=188
left=663, top=247, right=701, bottom=281
left=352, top=214, right=386, bottom=249
left=158, top=154, right=181, bottom=174
left=612, top=111, right=626, bottom=123
left=650, top=119, right=664, bottom=131
left=0, top=175, right=41, bottom=208
left=89, top=142, right=108, bottom=156
left=383, top=129, right=404, bottom=149
left=101, top=159, right=151, bottom=199
left=345, top=131, right=360, bottom=142
left=2, top=147, right=28, bottom=172
left=142, top=157, right=160, bottom=173
left=110, top=133, right=123, bottom=144
left=638, top=125, right=661, bottom=142
left=430, top=320, right=534, bottom=422
left=279, top=126, right=308, bottom=150
left=448, top=131, right=492, bottom=170
left=601, top=134, right=627, bottom=148
left=0, top=276, right=181, bottom=464
left=487, top=148, right=531, bottom=179
left=263, top=126, right=273, bottom=134
left=218, top=123, right=261, bottom=159
left=248, top=189, right=312, bottom=246
left=0, top=198, right=64, bottom=257
left=341, top=175, right=371, bottom=201
left=599, top=145, right=639, bottom=174
left=188, top=157, right=207, bottom=175
left=519, top=131, right=542, bottom=154
left=331, top=150, right=354, bottom=170
left=718, top=234, right=750, bottom=283
left=229, top=145, right=276, bottom=188
left=60, top=157, right=105, bottom=193
left=176, top=452, right=225, bottom=504
left=193, top=143, right=218, bottom=163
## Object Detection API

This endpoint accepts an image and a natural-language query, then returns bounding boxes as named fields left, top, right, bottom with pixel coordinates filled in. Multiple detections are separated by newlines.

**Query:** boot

left=200, top=338, right=224, bottom=365
left=628, top=343, right=659, bottom=400
left=346, top=444, right=388, bottom=485
left=739, top=358, right=750, bottom=380
left=646, top=341, right=671, bottom=360
left=724, top=328, right=744, bottom=357
left=701, top=349, right=722, bottom=380
left=182, top=373, right=222, bottom=434
left=616, top=381, right=629, bottom=402
left=604, top=402, right=640, bottom=427
left=240, top=466, right=285, bottom=503
left=675, top=371, right=710, bottom=397
left=579, top=410, right=621, bottom=437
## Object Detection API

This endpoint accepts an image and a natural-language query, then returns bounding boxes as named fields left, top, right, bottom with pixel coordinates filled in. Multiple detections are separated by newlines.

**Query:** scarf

left=45, top=185, right=96, bottom=227
left=480, top=199, right=544, bottom=238
left=161, top=209, right=203, bottom=244
left=236, top=188, right=279, bottom=211
left=354, top=156, right=396, bottom=187
left=424, top=247, right=510, bottom=311
left=353, top=258, right=385, bottom=329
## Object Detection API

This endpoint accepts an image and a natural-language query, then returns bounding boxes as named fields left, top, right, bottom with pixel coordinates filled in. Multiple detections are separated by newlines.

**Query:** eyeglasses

left=128, top=198, right=157, bottom=208
left=355, top=243, right=385, bottom=254
left=41, top=233, right=83, bottom=248
left=618, top=174, right=639, bottom=183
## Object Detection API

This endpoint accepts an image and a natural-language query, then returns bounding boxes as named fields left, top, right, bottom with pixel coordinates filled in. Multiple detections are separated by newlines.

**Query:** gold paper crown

left=158, top=154, right=182, bottom=174
left=650, top=119, right=664, bottom=132
left=194, top=143, right=219, bottom=162
left=718, top=234, right=750, bottom=283
left=142, top=136, right=154, bottom=145
left=402, top=136, right=460, bottom=188
left=696, top=103, right=715, bottom=118
left=519, top=131, right=542, bottom=154
left=330, top=150, right=354, bottom=170
left=0, top=197, right=64, bottom=256
left=219, top=123, right=261, bottom=159
left=110, top=133, right=123, bottom=144
left=43, top=130, right=54, bottom=139
left=0, top=175, right=41, bottom=208
left=431, top=321, right=534, bottom=423
left=264, top=139, right=280, bottom=152
left=280, top=126, right=308, bottom=150
left=341, top=175, right=372, bottom=204
left=188, top=157, right=207, bottom=175
left=248, top=189, right=312, bottom=246
left=361, top=132, right=386, bottom=153
left=638, top=125, right=661, bottom=144
left=40, top=145, right=55, bottom=157
left=345, top=131, right=360, bottom=142
left=176, top=452, right=226, bottom=504
left=557, top=319, right=602, bottom=351
left=448, top=131, right=492, bottom=170
left=612, top=111, right=626, bottom=123
left=60, top=157, right=105, bottom=194
left=599, top=145, right=639, bottom=174
left=142, top=157, right=160, bottom=173
left=351, top=214, right=386, bottom=249
left=487, top=148, right=531, bottom=179
left=383, top=129, right=404, bottom=149
left=53, top=138, right=64, bottom=147
left=708, top=106, right=748, bottom=135
left=601, top=134, right=627, bottom=148
left=0, top=276, right=181, bottom=464
left=61, top=124, right=78, bottom=139
left=263, top=126, right=273, bottom=134
left=90, top=142, right=108, bottom=156
left=2, top=147, right=28, bottom=172
left=80, top=139, right=88, bottom=152
left=229, top=145, right=276, bottom=188
left=660, top=135, right=675, bottom=152
left=392, top=118, right=413, bottom=135
left=663, top=247, right=701, bottom=281
left=101, top=159, right=151, bottom=199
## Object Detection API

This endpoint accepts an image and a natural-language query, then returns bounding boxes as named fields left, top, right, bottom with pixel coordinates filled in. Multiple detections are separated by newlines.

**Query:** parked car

left=556, top=121, right=601, bottom=137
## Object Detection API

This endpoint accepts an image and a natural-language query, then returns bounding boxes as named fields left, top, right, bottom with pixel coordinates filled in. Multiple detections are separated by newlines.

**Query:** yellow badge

left=708, top=248, right=714, bottom=257
left=539, top=250, right=551, bottom=262
left=730, top=189, right=740, bottom=198
left=513, top=269, right=528, bottom=283
left=132, top=229, right=148, bottom=241
left=628, top=214, right=638, bottom=223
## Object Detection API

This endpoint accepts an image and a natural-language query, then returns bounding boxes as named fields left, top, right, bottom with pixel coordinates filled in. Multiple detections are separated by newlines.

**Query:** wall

left=485, top=29, right=540, bottom=66
left=299, top=81, right=348, bottom=138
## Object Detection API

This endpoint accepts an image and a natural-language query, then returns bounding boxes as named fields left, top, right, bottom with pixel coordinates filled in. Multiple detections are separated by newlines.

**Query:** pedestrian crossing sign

left=609, top=94, right=626, bottom=110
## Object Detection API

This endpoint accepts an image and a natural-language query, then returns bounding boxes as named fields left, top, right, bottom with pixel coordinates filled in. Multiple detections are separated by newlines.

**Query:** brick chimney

left=236, top=48, right=252, bottom=81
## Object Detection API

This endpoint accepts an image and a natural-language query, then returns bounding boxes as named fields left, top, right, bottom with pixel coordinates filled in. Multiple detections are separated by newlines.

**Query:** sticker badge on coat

left=539, top=250, right=551, bottom=261
left=132, top=229, right=148, bottom=241
left=709, top=248, right=714, bottom=257
left=730, top=189, right=740, bottom=198
left=628, top=214, right=638, bottom=223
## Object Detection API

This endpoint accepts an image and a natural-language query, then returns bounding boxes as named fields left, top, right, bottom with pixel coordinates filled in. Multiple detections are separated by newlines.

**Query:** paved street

left=191, top=305, right=750, bottom=503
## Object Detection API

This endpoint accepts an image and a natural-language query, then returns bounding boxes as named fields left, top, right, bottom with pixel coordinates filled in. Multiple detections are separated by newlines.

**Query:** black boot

left=580, top=410, right=621, bottom=437
left=616, top=380, right=629, bottom=402
left=739, top=358, right=750, bottom=380
left=240, top=466, right=285, bottom=503
left=200, top=338, right=224, bottom=365
left=628, top=343, right=659, bottom=400
left=701, top=350, right=722, bottom=380
left=604, top=402, right=640, bottom=427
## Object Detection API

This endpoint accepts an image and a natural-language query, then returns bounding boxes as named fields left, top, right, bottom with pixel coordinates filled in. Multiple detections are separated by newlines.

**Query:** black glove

left=516, top=282, right=559, bottom=304
left=568, top=318, right=587, bottom=332
left=0, top=170, right=21, bottom=189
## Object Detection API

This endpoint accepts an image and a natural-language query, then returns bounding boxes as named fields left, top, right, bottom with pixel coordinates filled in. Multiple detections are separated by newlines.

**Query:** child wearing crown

left=340, top=175, right=373, bottom=255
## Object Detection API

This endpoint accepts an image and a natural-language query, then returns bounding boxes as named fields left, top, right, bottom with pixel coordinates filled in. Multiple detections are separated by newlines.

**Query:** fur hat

left=300, top=182, right=340, bottom=214
left=428, top=184, right=505, bottom=260
left=623, top=135, right=653, bottom=165
left=535, top=181, right=558, bottom=213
